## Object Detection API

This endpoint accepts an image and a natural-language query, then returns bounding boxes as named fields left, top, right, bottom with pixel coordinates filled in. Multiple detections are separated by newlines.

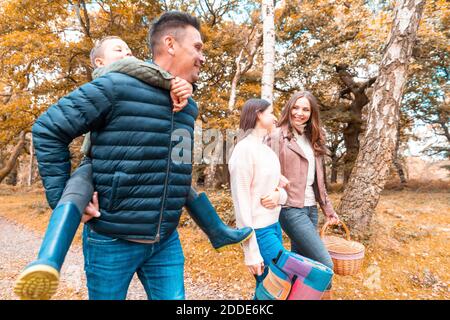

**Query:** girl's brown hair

left=238, top=98, right=271, bottom=141
left=278, top=91, right=329, bottom=157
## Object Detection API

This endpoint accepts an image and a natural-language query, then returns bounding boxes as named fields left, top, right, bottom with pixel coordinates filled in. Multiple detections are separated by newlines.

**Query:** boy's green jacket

left=81, top=57, right=175, bottom=156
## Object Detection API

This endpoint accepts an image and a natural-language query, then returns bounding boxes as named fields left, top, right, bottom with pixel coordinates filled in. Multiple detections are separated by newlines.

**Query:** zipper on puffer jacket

left=154, top=108, right=175, bottom=242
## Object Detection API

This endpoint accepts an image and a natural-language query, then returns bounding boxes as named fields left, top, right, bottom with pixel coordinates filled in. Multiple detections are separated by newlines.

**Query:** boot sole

left=14, top=265, right=60, bottom=300
left=215, top=229, right=255, bottom=252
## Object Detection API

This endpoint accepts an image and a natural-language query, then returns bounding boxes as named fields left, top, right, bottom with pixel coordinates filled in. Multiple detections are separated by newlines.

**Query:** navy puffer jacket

left=32, top=71, right=198, bottom=242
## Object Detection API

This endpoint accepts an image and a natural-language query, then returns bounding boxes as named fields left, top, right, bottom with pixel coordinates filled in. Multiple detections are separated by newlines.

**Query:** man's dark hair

left=148, top=11, right=201, bottom=56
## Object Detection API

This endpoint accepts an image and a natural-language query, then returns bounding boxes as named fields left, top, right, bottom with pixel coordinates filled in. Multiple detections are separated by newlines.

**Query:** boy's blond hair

left=89, top=36, right=123, bottom=68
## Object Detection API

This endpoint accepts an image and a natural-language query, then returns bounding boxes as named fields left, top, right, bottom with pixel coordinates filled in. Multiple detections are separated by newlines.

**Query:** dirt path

left=0, top=216, right=223, bottom=300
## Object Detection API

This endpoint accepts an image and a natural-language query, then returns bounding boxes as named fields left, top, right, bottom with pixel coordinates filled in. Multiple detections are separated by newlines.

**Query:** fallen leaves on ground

left=0, top=183, right=448, bottom=300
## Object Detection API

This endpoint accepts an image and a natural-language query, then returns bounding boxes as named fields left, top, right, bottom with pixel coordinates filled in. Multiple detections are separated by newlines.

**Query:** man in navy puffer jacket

left=31, top=12, right=211, bottom=300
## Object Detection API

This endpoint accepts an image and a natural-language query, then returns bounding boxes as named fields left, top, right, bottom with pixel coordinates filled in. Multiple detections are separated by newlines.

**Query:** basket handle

left=320, top=220, right=351, bottom=241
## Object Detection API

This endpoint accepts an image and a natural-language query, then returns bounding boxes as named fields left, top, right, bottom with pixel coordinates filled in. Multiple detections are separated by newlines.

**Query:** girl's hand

left=260, top=190, right=280, bottom=209
left=326, top=213, right=340, bottom=226
left=278, top=175, right=290, bottom=188
left=248, top=262, right=264, bottom=276
left=170, top=77, right=193, bottom=112
left=82, top=191, right=101, bottom=223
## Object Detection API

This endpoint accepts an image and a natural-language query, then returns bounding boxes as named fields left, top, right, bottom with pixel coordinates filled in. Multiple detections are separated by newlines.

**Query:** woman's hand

left=260, top=190, right=280, bottom=209
left=326, top=212, right=340, bottom=226
left=248, top=262, right=264, bottom=276
left=278, top=175, right=290, bottom=188
left=170, top=77, right=193, bottom=112
left=82, top=191, right=101, bottom=223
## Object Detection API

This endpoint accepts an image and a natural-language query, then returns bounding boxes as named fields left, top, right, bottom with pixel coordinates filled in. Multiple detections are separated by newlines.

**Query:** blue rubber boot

left=14, top=158, right=93, bottom=300
left=185, top=187, right=254, bottom=252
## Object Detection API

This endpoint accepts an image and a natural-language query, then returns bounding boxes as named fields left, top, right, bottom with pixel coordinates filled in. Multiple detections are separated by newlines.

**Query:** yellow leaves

left=409, top=63, right=423, bottom=72
left=0, top=0, right=445, bottom=153
left=0, top=93, right=35, bottom=145
left=0, top=2, right=87, bottom=146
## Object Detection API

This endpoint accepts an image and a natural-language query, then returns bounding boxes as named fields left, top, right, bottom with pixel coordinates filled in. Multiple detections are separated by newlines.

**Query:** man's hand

left=248, top=262, right=264, bottom=276
left=170, top=77, right=193, bottom=112
left=260, top=190, right=281, bottom=210
left=81, top=191, right=101, bottom=223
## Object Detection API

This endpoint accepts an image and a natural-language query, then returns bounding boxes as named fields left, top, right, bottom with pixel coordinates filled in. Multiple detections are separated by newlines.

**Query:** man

left=15, top=29, right=253, bottom=300
left=31, top=11, right=219, bottom=300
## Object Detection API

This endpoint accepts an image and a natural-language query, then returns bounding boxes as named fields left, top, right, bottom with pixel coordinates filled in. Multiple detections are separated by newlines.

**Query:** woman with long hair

left=265, top=91, right=340, bottom=299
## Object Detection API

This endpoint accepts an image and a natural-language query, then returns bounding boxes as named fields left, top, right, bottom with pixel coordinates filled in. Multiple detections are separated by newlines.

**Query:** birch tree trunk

left=228, top=49, right=244, bottom=112
left=228, top=28, right=262, bottom=112
left=337, top=0, right=426, bottom=240
left=261, top=0, right=275, bottom=104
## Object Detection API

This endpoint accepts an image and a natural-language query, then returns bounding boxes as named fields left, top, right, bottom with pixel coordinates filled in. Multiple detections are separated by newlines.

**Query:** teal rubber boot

left=14, top=159, right=93, bottom=300
left=185, top=187, right=254, bottom=252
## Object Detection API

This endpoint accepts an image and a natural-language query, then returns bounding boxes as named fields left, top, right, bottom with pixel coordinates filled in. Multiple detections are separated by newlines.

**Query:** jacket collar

left=280, top=124, right=307, bottom=160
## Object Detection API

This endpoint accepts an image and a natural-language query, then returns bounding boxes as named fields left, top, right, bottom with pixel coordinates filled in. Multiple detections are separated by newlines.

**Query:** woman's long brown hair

left=277, top=91, right=330, bottom=157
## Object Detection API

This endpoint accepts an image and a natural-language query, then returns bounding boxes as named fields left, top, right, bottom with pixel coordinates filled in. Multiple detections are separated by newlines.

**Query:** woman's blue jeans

left=82, top=225, right=185, bottom=300
left=279, top=206, right=334, bottom=290
left=253, top=222, right=287, bottom=298
left=255, top=222, right=287, bottom=268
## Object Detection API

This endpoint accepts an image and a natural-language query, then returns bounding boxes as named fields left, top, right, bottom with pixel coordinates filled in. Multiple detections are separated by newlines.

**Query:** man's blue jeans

left=279, top=205, right=334, bottom=289
left=82, top=224, right=185, bottom=300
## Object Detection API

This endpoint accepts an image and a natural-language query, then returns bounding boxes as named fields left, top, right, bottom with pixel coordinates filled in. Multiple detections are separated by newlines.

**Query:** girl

left=229, top=98, right=289, bottom=284
left=264, top=91, right=340, bottom=300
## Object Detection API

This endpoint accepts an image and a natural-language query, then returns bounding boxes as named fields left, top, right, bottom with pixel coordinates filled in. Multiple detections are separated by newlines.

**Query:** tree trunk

left=228, top=26, right=262, bottom=112
left=394, top=160, right=407, bottom=184
left=331, top=158, right=339, bottom=183
left=218, top=133, right=231, bottom=187
left=204, top=167, right=216, bottom=189
left=393, top=124, right=407, bottom=184
left=0, top=131, right=26, bottom=183
left=204, top=129, right=224, bottom=189
left=261, top=0, right=275, bottom=104
left=335, top=65, right=376, bottom=184
left=75, top=0, right=91, bottom=38
left=4, top=163, right=18, bottom=186
left=328, top=134, right=344, bottom=184
left=343, top=120, right=361, bottom=184
left=337, top=0, right=425, bottom=240
left=228, top=49, right=244, bottom=112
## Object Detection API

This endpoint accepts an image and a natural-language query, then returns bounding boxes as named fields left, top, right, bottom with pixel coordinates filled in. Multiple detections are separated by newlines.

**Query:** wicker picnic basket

left=320, top=221, right=365, bottom=276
